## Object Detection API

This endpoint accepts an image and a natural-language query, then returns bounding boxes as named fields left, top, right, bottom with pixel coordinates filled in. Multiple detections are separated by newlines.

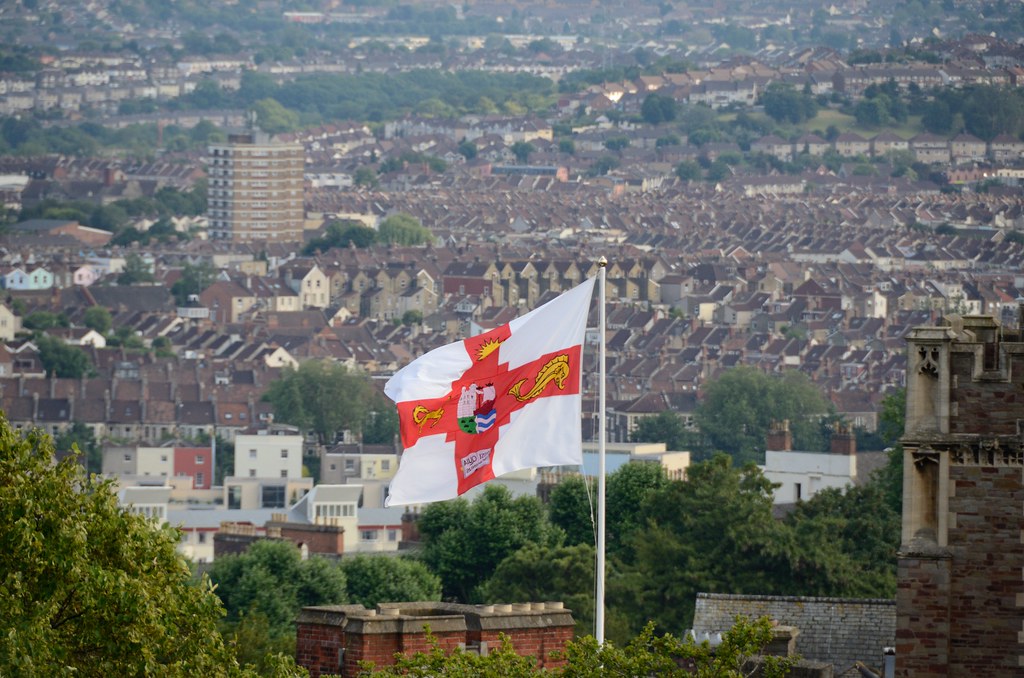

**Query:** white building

left=759, top=422, right=858, bottom=504
left=234, top=429, right=304, bottom=480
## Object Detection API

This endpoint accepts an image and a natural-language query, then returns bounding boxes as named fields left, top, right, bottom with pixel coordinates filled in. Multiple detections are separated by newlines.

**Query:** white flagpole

left=596, top=256, right=607, bottom=644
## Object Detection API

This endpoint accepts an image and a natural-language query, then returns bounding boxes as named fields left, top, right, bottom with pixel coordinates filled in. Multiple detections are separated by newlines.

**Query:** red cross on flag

left=383, top=276, right=596, bottom=506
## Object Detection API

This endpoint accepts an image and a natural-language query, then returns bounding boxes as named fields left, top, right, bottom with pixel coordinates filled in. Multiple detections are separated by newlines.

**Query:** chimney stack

left=766, top=419, right=792, bottom=451
left=830, top=422, right=857, bottom=455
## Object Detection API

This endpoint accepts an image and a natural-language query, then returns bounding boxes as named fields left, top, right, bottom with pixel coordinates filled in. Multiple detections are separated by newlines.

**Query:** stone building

left=295, top=601, right=574, bottom=677
left=898, top=314, right=1024, bottom=675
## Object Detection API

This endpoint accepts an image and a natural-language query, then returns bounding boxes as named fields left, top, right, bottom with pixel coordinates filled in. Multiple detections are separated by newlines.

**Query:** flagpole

left=596, top=256, right=607, bottom=644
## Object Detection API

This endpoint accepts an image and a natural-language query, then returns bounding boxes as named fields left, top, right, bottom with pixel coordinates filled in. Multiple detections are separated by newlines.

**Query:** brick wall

left=898, top=318, right=1024, bottom=676
left=274, top=522, right=345, bottom=556
left=693, top=592, right=895, bottom=676
left=296, top=601, right=575, bottom=677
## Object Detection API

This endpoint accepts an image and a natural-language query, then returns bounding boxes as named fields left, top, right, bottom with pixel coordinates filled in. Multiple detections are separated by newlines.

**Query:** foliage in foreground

left=358, top=616, right=796, bottom=677
left=0, top=415, right=304, bottom=676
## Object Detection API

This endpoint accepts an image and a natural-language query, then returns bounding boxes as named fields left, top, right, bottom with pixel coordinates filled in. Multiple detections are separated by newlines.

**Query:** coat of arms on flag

left=383, top=277, right=596, bottom=506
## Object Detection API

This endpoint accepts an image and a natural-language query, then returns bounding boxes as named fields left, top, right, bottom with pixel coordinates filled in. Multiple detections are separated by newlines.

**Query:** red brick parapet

left=296, top=601, right=575, bottom=677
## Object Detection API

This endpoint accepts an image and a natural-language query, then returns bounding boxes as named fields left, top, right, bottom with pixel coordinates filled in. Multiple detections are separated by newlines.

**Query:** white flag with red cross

left=383, top=277, right=596, bottom=506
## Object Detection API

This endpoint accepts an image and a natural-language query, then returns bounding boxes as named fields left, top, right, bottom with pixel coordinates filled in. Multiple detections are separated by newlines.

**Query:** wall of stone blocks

left=693, top=592, right=895, bottom=676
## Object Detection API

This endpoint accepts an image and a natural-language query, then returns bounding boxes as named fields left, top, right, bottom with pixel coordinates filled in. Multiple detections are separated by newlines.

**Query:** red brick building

left=898, top=315, right=1024, bottom=675
left=296, top=601, right=575, bottom=677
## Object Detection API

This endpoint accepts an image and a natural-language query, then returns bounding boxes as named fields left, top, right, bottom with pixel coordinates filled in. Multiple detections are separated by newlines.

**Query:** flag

left=384, top=276, right=596, bottom=506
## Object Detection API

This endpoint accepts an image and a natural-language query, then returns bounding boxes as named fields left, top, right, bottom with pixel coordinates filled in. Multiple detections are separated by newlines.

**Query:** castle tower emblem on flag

left=457, top=383, right=497, bottom=435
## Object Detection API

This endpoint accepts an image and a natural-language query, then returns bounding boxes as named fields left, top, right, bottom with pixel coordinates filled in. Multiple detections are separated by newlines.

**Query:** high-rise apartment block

left=207, top=131, right=304, bottom=243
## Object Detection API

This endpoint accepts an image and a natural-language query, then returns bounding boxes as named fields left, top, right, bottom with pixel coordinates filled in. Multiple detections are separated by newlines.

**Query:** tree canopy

left=419, top=484, right=562, bottom=602
left=377, top=213, right=433, bottom=246
left=262, top=360, right=378, bottom=445
left=207, top=539, right=347, bottom=637
left=340, top=555, right=442, bottom=609
left=0, top=415, right=276, bottom=676
left=694, top=367, right=831, bottom=463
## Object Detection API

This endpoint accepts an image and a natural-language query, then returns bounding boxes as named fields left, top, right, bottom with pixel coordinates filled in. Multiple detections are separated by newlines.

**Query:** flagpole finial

left=598, top=256, right=607, bottom=267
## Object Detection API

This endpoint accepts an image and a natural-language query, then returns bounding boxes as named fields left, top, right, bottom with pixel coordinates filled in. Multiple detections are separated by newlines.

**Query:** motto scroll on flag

left=383, top=276, right=596, bottom=506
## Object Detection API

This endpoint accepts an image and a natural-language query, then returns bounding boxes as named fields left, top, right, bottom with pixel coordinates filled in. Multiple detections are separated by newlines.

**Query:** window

left=344, top=459, right=355, bottom=471
left=381, top=460, right=390, bottom=471
left=196, top=472, right=204, bottom=487
left=281, top=449, right=288, bottom=458
left=198, top=532, right=207, bottom=544
left=228, top=486, right=242, bottom=510
left=124, top=454, right=132, bottom=462
left=161, top=455, right=168, bottom=462
left=795, top=483, right=802, bottom=501
left=280, top=469, right=288, bottom=478
left=388, top=530, right=398, bottom=542
left=361, top=530, right=378, bottom=541
left=196, top=455, right=204, bottom=464
left=249, top=469, right=256, bottom=477
left=249, top=449, right=257, bottom=458
left=261, top=485, right=286, bottom=509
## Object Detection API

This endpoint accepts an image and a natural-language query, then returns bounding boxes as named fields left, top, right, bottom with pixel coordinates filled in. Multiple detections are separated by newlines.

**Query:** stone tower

left=897, top=315, right=1024, bottom=675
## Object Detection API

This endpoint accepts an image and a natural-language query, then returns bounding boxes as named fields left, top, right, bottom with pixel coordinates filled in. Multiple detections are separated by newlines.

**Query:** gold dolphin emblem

left=508, top=354, right=571, bottom=402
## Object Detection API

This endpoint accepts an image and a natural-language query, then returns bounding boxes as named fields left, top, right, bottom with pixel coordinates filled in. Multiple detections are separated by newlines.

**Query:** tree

left=53, top=421, right=101, bottom=473
left=616, top=456, right=789, bottom=635
left=378, top=213, right=433, bottom=246
left=170, top=260, right=216, bottom=305
left=82, top=305, right=112, bottom=334
left=694, top=367, right=830, bottom=464
left=22, top=310, right=67, bottom=331
left=606, top=463, right=669, bottom=555
left=340, top=556, right=441, bottom=609
left=603, top=136, right=630, bottom=153
left=631, top=411, right=691, bottom=451
left=457, top=140, right=478, bottom=160
left=354, top=167, right=379, bottom=189
left=117, top=252, right=155, bottom=285
left=510, top=141, right=534, bottom=164
left=303, top=220, right=377, bottom=255
left=251, top=98, right=300, bottom=135
left=559, top=617, right=796, bottom=678
left=419, top=485, right=562, bottom=602
left=761, top=84, right=817, bottom=124
left=479, top=543, right=596, bottom=637
left=35, top=335, right=92, bottom=378
left=548, top=475, right=596, bottom=547
left=0, top=416, right=269, bottom=675
left=262, top=360, right=375, bottom=445
left=641, top=93, right=677, bottom=125
left=675, top=160, right=702, bottom=182
left=207, top=539, right=347, bottom=637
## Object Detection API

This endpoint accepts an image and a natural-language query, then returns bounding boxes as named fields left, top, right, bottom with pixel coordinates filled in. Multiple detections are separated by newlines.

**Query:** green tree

left=641, top=93, right=677, bottom=125
left=53, top=421, right=101, bottom=473
left=262, top=360, right=375, bottom=445
left=675, top=160, right=702, bottom=182
left=479, top=543, right=596, bottom=637
left=362, top=395, right=399, bottom=445
left=419, top=485, right=562, bottom=602
left=631, top=411, right=691, bottom=451
left=457, top=140, right=478, bottom=160
left=22, top=310, right=67, bottom=331
left=35, top=335, right=92, bottom=378
left=378, top=213, right=433, bottom=246
left=510, top=141, right=535, bottom=164
left=354, top=167, right=380, bottom=189
left=82, top=305, right=112, bottom=334
left=251, top=98, right=300, bottom=135
left=0, top=417, right=264, bottom=676
left=616, top=456, right=788, bottom=634
left=548, top=475, right=595, bottom=547
left=170, top=260, right=217, bottom=305
left=303, top=220, right=377, bottom=255
left=207, top=539, right=347, bottom=637
left=694, top=367, right=830, bottom=463
left=559, top=617, right=796, bottom=678
left=117, top=252, right=155, bottom=285
left=340, top=556, right=441, bottom=608
left=606, top=463, right=669, bottom=555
